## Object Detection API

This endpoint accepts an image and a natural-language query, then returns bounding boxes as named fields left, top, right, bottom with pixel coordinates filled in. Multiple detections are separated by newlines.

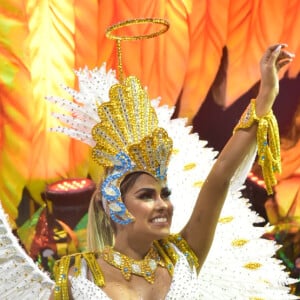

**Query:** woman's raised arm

left=181, top=44, right=295, bottom=269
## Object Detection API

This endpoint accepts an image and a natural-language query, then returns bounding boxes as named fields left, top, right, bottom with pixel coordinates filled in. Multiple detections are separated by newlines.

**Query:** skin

left=49, top=44, right=295, bottom=299
left=114, top=174, right=173, bottom=258
left=100, top=174, right=173, bottom=299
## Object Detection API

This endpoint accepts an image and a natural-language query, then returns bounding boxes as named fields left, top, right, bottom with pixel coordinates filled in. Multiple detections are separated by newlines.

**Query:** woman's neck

left=113, top=234, right=154, bottom=260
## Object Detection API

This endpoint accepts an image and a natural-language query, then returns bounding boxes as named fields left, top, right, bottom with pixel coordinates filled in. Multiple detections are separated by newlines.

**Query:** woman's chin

left=150, top=225, right=171, bottom=239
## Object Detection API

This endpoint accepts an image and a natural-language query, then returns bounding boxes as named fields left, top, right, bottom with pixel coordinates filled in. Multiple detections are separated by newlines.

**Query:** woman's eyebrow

left=134, top=187, right=155, bottom=195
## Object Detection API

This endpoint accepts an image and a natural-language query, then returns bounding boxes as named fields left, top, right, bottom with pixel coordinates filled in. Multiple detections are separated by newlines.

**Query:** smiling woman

left=118, top=173, right=173, bottom=240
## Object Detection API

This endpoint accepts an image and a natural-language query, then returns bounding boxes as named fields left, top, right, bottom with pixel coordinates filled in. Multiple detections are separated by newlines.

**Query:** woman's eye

left=138, top=193, right=153, bottom=200
left=161, top=188, right=171, bottom=199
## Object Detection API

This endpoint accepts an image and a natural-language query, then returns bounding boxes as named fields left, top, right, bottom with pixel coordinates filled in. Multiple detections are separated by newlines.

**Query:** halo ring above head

left=105, top=18, right=170, bottom=41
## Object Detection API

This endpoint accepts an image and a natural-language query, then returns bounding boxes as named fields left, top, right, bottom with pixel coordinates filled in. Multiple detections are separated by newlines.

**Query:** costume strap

left=168, top=234, right=200, bottom=270
left=53, top=252, right=106, bottom=299
left=53, top=255, right=71, bottom=300
left=155, top=234, right=199, bottom=273
left=233, top=99, right=281, bottom=194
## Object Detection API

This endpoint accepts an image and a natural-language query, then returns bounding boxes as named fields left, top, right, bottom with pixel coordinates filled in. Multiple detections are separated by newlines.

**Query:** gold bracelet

left=105, top=18, right=170, bottom=41
left=234, top=99, right=281, bottom=195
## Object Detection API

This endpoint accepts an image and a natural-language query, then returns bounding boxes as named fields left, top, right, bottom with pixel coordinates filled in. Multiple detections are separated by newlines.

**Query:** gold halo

left=105, top=18, right=170, bottom=41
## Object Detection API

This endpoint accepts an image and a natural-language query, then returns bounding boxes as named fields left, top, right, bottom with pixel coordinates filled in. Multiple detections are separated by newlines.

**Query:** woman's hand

left=257, top=43, right=295, bottom=116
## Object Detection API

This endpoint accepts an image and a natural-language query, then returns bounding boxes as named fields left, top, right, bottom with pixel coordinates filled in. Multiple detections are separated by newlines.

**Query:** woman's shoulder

left=156, top=234, right=199, bottom=271
left=54, top=251, right=104, bottom=279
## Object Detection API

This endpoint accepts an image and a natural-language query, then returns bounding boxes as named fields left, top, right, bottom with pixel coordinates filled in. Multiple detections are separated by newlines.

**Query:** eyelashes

left=137, top=187, right=171, bottom=201
left=161, top=187, right=171, bottom=199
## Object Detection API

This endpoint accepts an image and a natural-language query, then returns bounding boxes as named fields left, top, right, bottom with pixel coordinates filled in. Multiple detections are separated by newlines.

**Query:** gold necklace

left=101, top=246, right=165, bottom=284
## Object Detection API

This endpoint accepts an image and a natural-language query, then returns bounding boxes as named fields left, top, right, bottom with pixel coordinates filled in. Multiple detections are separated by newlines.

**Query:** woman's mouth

left=150, top=217, right=169, bottom=226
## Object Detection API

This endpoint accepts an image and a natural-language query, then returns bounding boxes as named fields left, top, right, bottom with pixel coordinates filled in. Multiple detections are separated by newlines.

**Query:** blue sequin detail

left=101, top=151, right=135, bottom=224
left=155, top=166, right=167, bottom=180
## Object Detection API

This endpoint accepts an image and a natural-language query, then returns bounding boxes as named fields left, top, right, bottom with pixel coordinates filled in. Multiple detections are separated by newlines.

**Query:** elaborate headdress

left=47, top=19, right=173, bottom=224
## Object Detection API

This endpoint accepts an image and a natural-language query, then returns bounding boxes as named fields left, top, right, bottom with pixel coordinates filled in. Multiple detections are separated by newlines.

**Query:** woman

left=49, top=41, right=296, bottom=300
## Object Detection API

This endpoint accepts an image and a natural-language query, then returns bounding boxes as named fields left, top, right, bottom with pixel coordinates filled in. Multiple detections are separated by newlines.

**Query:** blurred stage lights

left=48, top=179, right=92, bottom=193
left=247, top=171, right=266, bottom=189
left=44, top=178, right=96, bottom=228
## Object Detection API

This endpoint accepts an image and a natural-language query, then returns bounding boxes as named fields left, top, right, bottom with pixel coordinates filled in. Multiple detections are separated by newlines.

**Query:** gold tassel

left=234, top=99, right=281, bottom=194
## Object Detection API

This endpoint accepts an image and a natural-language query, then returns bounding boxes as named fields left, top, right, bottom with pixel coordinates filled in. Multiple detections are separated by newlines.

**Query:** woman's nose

left=155, top=196, right=168, bottom=209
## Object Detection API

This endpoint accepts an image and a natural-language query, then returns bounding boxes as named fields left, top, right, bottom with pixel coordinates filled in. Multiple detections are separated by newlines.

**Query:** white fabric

left=70, top=247, right=200, bottom=300
left=69, top=242, right=298, bottom=300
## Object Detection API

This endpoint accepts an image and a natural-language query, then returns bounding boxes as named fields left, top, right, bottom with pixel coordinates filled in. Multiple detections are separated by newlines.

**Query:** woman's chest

left=101, top=267, right=172, bottom=300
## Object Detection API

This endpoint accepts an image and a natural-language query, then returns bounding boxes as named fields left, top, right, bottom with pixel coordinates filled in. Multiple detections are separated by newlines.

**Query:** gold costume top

left=53, top=234, right=199, bottom=299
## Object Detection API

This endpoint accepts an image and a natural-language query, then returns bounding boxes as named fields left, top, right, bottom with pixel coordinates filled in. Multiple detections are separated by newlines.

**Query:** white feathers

left=0, top=204, right=54, bottom=299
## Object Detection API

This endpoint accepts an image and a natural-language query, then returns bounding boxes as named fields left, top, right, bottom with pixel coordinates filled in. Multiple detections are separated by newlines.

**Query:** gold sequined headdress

left=48, top=19, right=173, bottom=224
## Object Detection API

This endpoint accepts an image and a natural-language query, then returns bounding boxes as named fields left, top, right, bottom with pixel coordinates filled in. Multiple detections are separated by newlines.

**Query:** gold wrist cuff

left=234, top=99, right=281, bottom=195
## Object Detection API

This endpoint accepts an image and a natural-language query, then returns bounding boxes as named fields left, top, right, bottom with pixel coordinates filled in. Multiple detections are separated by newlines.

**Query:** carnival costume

left=0, top=19, right=298, bottom=299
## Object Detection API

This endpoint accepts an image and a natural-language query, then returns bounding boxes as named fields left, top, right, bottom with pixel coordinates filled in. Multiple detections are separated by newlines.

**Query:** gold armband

left=233, top=99, right=281, bottom=195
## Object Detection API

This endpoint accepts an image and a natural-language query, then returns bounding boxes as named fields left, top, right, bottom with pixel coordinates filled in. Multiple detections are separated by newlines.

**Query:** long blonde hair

left=87, top=183, right=115, bottom=252
left=86, top=171, right=147, bottom=252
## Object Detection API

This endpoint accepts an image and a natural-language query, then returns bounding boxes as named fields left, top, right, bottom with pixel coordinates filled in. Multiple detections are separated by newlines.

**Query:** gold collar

left=101, top=246, right=166, bottom=284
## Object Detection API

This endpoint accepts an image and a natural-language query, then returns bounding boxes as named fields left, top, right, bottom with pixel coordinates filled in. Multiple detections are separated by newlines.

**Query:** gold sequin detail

left=193, top=181, right=204, bottom=188
left=74, top=254, right=82, bottom=277
left=183, top=163, right=196, bottom=171
left=244, top=262, right=262, bottom=270
left=218, top=216, right=234, bottom=223
left=53, top=255, right=71, bottom=300
left=106, top=18, right=170, bottom=41
left=172, top=148, right=180, bottom=155
left=83, top=252, right=105, bottom=287
left=231, top=239, right=249, bottom=247
left=233, top=99, right=281, bottom=195
left=91, top=76, right=173, bottom=179
left=53, top=235, right=198, bottom=293
left=101, top=246, right=164, bottom=284
left=167, top=234, right=199, bottom=270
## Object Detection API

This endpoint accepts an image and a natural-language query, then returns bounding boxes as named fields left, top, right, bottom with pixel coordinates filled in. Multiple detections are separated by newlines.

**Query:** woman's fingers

left=276, top=58, right=294, bottom=71
left=262, top=44, right=295, bottom=69
left=276, top=49, right=295, bottom=70
left=278, top=49, right=295, bottom=60
left=269, top=43, right=288, bottom=51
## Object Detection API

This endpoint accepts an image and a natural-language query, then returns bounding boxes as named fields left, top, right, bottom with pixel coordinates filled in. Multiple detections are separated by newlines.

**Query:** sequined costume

left=66, top=239, right=201, bottom=300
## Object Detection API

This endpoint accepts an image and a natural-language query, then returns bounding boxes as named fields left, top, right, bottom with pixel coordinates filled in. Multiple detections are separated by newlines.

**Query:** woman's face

left=122, top=173, right=173, bottom=240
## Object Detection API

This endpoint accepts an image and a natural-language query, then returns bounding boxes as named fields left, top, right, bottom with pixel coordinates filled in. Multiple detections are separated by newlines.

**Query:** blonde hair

left=87, top=184, right=115, bottom=252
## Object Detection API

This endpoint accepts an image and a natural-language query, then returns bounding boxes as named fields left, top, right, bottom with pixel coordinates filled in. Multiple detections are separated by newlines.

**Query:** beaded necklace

left=101, top=246, right=166, bottom=284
